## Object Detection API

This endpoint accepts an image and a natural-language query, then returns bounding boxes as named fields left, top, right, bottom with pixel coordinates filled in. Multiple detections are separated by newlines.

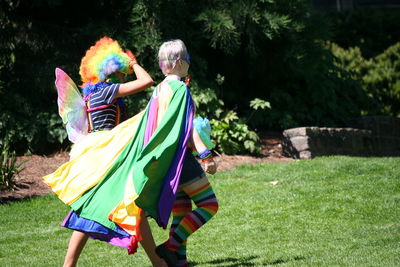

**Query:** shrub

left=327, top=8, right=400, bottom=59
left=2, top=0, right=379, bottom=154
left=210, top=110, right=260, bottom=155
left=0, top=0, right=135, bottom=155
left=0, top=110, right=68, bottom=155
left=247, top=98, right=271, bottom=129
left=329, top=42, right=400, bottom=116
left=0, top=143, right=26, bottom=190
left=189, top=77, right=261, bottom=155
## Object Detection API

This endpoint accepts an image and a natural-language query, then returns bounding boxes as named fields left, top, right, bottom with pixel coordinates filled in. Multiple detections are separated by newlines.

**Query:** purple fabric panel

left=144, top=97, right=157, bottom=146
left=61, top=210, right=132, bottom=250
left=61, top=210, right=73, bottom=226
left=87, top=232, right=132, bottom=249
left=157, top=88, right=194, bottom=227
left=108, top=236, right=131, bottom=247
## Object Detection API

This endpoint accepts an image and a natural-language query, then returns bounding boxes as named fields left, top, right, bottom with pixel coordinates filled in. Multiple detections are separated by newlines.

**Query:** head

left=79, top=36, right=133, bottom=87
left=158, top=39, right=190, bottom=77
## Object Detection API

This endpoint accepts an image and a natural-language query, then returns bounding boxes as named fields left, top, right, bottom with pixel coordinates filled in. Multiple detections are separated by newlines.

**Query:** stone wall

left=282, top=116, right=400, bottom=159
left=282, top=127, right=374, bottom=159
left=345, top=116, right=400, bottom=157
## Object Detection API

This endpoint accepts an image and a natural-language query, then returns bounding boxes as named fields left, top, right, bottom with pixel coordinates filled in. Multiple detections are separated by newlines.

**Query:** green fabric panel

left=70, top=80, right=187, bottom=229
left=70, top=104, right=151, bottom=230
left=135, top=81, right=188, bottom=218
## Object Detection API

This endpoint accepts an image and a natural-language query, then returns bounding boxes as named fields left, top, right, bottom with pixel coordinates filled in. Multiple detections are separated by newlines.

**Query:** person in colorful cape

left=153, top=40, right=219, bottom=267
left=48, top=37, right=167, bottom=267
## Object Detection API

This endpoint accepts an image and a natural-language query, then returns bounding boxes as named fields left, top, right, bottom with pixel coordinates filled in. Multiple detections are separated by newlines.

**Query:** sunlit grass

left=1, top=156, right=399, bottom=266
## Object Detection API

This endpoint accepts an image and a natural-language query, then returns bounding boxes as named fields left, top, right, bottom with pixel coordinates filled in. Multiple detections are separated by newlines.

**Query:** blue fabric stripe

left=62, top=210, right=130, bottom=237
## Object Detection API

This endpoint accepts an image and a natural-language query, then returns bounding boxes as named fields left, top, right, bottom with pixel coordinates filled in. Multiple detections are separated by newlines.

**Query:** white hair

left=158, top=39, right=189, bottom=75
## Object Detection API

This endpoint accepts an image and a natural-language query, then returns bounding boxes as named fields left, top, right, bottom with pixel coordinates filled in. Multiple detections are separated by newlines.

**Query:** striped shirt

left=86, top=83, right=120, bottom=131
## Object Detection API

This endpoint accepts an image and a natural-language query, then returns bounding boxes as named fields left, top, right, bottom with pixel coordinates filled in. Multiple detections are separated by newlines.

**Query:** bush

left=2, top=0, right=382, bottom=155
left=187, top=78, right=260, bottom=155
left=210, top=110, right=260, bottom=155
left=0, top=143, right=26, bottom=190
left=329, top=42, right=400, bottom=116
left=0, top=0, right=135, bottom=155
left=327, top=8, right=400, bottom=59
left=0, top=110, right=67, bottom=155
left=247, top=98, right=271, bottom=129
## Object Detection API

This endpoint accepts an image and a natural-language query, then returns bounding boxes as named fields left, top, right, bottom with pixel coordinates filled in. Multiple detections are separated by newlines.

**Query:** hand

left=127, top=58, right=138, bottom=74
left=125, top=49, right=138, bottom=71
left=125, top=49, right=137, bottom=61
left=129, top=58, right=138, bottom=68
left=204, top=158, right=217, bottom=174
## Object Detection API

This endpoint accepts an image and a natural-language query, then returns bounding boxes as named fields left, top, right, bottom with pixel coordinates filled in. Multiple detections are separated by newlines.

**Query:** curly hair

left=79, top=36, right=133, bottom=86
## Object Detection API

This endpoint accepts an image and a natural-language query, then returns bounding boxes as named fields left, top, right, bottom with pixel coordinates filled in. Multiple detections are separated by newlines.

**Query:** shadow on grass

left=191, top=255, right=305, bottom=266
left=0, top=195, right=40, bottom=205
left=263, top=256, right=306, bottom=265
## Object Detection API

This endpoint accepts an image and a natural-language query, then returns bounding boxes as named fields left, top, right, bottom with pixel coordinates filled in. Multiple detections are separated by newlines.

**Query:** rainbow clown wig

left=79, top=36, right=133, bottom=87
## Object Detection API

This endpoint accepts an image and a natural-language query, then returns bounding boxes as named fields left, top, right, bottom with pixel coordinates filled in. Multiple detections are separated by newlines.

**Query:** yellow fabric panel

left=156, top=82, right=173, bottom=127
left=42, top=111, right=145, bottom=204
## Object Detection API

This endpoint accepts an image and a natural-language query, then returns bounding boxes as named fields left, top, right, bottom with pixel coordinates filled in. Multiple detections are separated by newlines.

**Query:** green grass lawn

left=1, top=156, right=399, bottom=266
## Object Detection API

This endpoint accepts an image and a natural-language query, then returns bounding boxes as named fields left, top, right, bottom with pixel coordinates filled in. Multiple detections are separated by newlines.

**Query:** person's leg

left=165, top=177, right=218, bottom=257
left=156, top=189, right=192, bottom=267
left=170, top=190, right=192, bottom=266
left=63, top=231, right=89, bottom=267
left=140, top=216, right=168, bottom=266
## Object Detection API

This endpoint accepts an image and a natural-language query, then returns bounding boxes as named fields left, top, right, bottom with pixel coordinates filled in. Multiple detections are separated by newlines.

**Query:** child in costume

left=154, top=40, right=219, bottom=267
left=46, top=36, right=167, bottom=267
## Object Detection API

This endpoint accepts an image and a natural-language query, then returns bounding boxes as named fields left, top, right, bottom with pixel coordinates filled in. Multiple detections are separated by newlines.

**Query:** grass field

left=1, top=156, right=399, bottom=266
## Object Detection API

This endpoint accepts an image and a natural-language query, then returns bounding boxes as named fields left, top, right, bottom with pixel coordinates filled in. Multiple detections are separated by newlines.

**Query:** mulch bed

left=0, top=132, right=292, bottom=203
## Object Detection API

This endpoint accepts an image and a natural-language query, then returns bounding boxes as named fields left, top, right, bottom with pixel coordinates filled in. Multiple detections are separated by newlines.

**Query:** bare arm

left=116, top=60, right=153, bottom=98
left=192, top=127, right=217, bottom=174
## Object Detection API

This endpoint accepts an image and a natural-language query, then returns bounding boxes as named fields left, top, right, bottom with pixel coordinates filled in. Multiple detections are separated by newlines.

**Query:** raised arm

left=116, top=59, right=154, bottom=98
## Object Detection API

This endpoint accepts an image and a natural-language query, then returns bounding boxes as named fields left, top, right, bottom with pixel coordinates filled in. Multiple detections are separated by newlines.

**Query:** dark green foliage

left=329, top=42, right=400, bottom=116
left=0, top=0, right=134, bottom=154
left=327, top=8, right=400, bottom=59
left=127, top=0, right=268, bottom=154
left=247, top=98, right=271, bottom=129
left=127, top=0, right=370, bottom=130
left=210, top=111, right=260, bottom=155
left=126, top=0, right=353, bottom=153
left=1, top=0, right=398, bottom=155
left=0, top=143, right=26, bottom=190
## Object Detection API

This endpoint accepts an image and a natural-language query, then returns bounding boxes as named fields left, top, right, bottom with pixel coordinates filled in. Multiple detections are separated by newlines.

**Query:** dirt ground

left=0, top=132, right=292, bottom=203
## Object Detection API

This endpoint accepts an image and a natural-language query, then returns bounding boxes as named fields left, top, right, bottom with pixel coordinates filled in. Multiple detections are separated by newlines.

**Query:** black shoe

left=155, top=243, right=178, bottom=267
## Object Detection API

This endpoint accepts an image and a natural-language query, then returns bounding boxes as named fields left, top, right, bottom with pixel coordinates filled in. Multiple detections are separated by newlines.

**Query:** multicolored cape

left=43, top=79, right=194, bottom=254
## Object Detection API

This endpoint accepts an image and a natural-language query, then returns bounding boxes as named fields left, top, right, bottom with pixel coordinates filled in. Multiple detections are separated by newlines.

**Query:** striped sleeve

left=102, top=83, right=120, bottom=104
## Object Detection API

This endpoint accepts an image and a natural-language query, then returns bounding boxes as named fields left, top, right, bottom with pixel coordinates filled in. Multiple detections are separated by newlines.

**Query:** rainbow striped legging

left=165, top=176, right=218, bottom=266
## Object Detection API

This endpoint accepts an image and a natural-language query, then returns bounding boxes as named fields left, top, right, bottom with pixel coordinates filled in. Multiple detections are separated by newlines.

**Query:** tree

left=0, top=0, right=134, bottom=154
left=128, top=0, right=368, bottom=130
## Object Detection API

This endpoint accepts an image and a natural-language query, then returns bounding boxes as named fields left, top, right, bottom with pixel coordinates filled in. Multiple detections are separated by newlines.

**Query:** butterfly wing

left=55, top=68, right=89, bottom=143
